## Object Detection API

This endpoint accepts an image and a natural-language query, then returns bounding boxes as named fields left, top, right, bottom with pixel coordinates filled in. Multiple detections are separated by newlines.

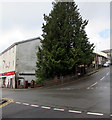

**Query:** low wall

left=17, top=67, right=98, bottom=89
left=34, top=74, right=78, bottom=88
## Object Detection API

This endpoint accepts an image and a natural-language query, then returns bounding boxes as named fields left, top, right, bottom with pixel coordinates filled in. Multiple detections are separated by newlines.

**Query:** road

left=1, top=66, right=111, bottom=118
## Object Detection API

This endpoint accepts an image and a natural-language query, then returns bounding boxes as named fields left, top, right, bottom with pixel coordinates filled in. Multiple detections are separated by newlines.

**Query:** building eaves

left=0, top=37, right=41, bottom=55
left=102, top=49, right=112, bottom=53
left=93, top=52, right=107, bottom=58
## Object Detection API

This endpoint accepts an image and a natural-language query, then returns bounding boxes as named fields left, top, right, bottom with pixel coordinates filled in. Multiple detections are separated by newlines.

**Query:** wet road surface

left=2, top=66, right=111, bottom=118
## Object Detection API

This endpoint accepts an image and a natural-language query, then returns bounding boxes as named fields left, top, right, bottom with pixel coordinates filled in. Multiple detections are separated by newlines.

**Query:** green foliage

left=35, top=1, right=94, bottom=80
left=35, top=77, right=44, bottom=84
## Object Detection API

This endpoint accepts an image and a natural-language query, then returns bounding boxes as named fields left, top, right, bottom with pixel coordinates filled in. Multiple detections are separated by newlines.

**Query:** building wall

left=16, top=39, right=40, bottom=82
left=0, top=46, right=16, bottom=73
left=0, top=46, right=17, bottom=88
left=0, top=38, right=40, bottom=88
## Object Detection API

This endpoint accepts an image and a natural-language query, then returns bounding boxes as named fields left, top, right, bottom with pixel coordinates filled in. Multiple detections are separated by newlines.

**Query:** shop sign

left=0, top=73, right=4, bottom=76
left=0, top=71, right=16, bottom=76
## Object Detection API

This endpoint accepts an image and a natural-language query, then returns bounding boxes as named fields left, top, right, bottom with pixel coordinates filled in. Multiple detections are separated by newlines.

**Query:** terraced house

left=0, top=37, right=40, bottom=88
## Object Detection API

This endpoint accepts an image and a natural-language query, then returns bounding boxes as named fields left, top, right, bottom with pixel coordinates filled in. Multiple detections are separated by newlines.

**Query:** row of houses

left=0, top=38, right=110, bottom=88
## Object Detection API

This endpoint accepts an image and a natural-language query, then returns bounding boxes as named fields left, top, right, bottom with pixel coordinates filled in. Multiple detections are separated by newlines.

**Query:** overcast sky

left=0, top=0, right=110, bottom=53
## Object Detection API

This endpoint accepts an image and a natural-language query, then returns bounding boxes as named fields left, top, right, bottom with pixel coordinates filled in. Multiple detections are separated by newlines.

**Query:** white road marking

left=15, top=102, right=111, bottom=117
left=15, top=102, right=21, bottom=104
left=53, top=108, right=64, bottom=111
left=91, top=82, right=98, bottom=87
left=87, top=112, right=103, bottom=116
left=100, top=76, right=105, bottom=81
left=31, top=104, right=39, bottom=107
left=87, top=87, right=90, bottom=89
left=106, top=72, right=109, bottom=76
left=87, top=82, right=98, bottom=89
left=23, top=103, right=29, bottom=106
left=68, top=110, right=82, bottom=114
left=41, top=106, right=51, bottom=109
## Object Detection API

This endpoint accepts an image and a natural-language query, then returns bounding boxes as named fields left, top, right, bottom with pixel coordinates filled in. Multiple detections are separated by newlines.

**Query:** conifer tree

left=35, top=1, right=94, bottom=80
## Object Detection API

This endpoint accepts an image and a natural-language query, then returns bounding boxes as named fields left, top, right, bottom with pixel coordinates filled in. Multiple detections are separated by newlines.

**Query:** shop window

left=20, top=79, right=24, bottom=85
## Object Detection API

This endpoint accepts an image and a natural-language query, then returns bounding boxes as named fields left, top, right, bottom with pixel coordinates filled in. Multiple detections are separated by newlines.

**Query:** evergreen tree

left=35, top=1, right=94, bottom=80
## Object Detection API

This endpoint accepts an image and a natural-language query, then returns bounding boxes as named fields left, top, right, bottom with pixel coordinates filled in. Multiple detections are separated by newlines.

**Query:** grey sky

left=0, top=1, right=110, bottom=53
left=1, top=2, right=52, bottom=31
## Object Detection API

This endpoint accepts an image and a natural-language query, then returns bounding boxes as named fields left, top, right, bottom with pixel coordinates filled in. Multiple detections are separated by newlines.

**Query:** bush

left=35, top=77, right=52, bottom=84
left=35, top=77, right=45, bottom=84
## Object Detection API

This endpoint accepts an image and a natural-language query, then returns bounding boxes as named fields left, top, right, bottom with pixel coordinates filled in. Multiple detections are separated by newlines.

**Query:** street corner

left=0, top=98, right=14, bottom=108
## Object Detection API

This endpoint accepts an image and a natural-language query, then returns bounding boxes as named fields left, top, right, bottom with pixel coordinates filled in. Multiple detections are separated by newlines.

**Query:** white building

left=96, top=51, right=108, bottom=65
left=102, top=49, right=112, bottom=64
left=0, top=37, right=40, bottom=88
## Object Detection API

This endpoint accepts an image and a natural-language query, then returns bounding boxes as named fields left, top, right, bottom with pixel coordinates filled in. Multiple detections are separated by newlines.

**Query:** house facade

left=92, top=51, right=108, bottom=69
left=0, top=37, right=40, bottom=88
left=102, top=49, right=112, bottom=64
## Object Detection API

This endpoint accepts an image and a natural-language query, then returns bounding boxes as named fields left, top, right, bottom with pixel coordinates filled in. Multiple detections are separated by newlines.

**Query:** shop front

left=0, top=71, right=16, bottom=88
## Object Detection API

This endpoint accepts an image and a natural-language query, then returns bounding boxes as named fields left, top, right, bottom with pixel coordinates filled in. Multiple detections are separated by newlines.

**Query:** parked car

left=103, top=63, right=109, bottom=67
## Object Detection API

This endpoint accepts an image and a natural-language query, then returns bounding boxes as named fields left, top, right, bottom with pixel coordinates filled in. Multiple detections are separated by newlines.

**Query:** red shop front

left=0, top=71, right=16, bottom=88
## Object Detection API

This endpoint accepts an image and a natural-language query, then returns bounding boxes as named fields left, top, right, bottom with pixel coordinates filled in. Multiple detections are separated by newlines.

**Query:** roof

left=93, top=51, right=107, bottom=58
left=96, top=51, right=107, bottom=58
left=102, top=49, right=112, bottom=54
left=0, top=37, right=41, bottom=55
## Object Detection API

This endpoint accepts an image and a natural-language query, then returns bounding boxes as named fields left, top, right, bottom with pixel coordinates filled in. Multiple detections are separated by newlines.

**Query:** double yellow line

left=0, top=98, right=14, bottom=108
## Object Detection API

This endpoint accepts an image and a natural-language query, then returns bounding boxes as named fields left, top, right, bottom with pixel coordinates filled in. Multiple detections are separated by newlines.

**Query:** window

left=3, top=60, right=5, bottom=69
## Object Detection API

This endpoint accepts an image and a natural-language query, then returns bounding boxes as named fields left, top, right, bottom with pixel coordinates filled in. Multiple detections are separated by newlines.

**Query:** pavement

left=0, top=98, right=13, bottom=109
left=1, top=66, right=111, bottom=119
left=0, top=100, right=6, bottom=105
left=0, top=100, right=2, bottom=105
left=86, top=69, right=98, bottom=76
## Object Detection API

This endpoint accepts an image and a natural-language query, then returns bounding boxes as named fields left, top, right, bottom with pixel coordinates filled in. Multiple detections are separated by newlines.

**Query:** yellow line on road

left=0, top=98, right=14, bottom=108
